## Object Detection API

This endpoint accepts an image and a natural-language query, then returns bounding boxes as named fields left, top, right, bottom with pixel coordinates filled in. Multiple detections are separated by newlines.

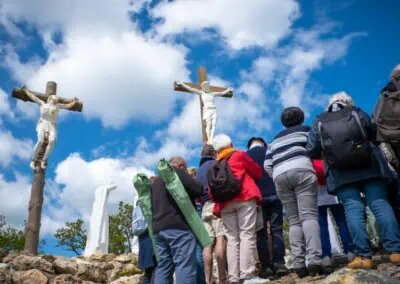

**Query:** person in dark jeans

left=307, top=92, right=400, bottom=269
left=138, top=232, right=157, bottom=284
left=151, top=156, right=203, bottom=284
left=247, top=137, right=287, bottom=278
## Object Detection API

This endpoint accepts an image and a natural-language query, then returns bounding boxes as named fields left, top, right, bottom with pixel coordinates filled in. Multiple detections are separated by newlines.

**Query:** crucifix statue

left=11, top=81, right=83, bottom=254
left=174, top=67, right=233, bottom=144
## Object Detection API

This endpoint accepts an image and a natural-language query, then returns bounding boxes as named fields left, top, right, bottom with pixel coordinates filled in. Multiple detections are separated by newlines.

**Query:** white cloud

left=0, top=88, right=13, bottom=120
left=151, top=0, right=300, bottom=50
left=1, top=0, right=190, bottom=128
left=0, top=129, right=33, bottom=167
left=40, top=153, right=154, bottom=235
left=0, top=173, right=31, bottom=228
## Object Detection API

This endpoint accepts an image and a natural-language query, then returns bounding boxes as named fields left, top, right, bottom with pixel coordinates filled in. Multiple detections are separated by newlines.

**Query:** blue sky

left=0, top=0, right=399, bottom=256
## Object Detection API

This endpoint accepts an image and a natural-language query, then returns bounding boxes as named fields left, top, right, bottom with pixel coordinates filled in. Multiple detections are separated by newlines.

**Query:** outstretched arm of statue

left=58, top=97, right=79, bottom=110
left=212, top=88, right=233, bottom=97
left=23, top=88, right=44, bottom=106
left=176, top=81, right=202, bottom=95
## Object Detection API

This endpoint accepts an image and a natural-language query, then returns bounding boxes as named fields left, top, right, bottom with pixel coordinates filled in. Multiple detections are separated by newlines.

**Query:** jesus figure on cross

left=23, top=87, right=79, bottom=170
left=176, top=80, right=233, bottom=144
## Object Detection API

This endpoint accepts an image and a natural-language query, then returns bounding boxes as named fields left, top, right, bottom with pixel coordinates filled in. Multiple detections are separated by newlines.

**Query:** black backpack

left=207, top=152, right=242, bottom=202
left=318, top=107, right=371, bottom=170
left=373, top=90, right=400, bottom=145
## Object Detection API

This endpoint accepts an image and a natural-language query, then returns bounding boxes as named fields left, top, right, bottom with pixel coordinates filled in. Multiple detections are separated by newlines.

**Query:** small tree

left=54, top=219, right=87, bottom=255
left=109, top=202, right=133, bottom=254
left=0, top=215, right=25, bottom=251
left=54, top=201, right=133, bottom=255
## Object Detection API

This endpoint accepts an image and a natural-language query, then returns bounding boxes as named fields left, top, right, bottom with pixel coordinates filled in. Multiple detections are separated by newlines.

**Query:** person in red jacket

left=212, top=134, right=263, bottom=284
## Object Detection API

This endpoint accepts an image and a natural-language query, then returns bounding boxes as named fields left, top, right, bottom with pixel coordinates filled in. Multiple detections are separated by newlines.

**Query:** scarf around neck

left=217, top=147, right=235, bottom=161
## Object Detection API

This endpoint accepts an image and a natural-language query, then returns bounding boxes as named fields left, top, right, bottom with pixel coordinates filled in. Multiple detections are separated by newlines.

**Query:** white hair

left=328, top=91, right=354, bottom=108
left=213, top=134, right=232, bottom=152
left=391, top=64, right=400, bottom=78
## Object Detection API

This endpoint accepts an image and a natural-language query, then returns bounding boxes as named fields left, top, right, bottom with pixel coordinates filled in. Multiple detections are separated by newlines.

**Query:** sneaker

left=292, top=267, right=308, bottom=278
left=259, top=267, right=274, bottom=279
left=242, top=276, right=270, bottom=284
left=321, top=257, right=333, bottom=274
left=307, top=264, right=321, bottom=276
left=390, top=253, right=400, bottom=264
left=274, top=263, right=289, bottom=276
left=347, top=257, right=373, bottom=269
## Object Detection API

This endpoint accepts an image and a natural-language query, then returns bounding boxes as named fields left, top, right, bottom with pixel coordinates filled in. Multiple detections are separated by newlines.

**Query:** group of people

left=133, top=64, right=400, bottom=284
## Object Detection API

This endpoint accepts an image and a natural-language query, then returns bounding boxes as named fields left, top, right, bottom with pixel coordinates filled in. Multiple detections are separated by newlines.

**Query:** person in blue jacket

left=307, top=92, right=400, bottom=269
left=246, top=137, right=287, bottom=278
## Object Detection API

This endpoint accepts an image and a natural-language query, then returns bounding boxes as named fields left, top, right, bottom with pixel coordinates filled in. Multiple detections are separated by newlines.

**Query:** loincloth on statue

left=203, top=108, right=217, bottom=121
left=36, top=121, right=57, bottom=141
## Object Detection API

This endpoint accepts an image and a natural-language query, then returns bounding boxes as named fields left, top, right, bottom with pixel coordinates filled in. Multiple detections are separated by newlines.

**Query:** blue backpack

left=132, top=206, right=148, bottom=236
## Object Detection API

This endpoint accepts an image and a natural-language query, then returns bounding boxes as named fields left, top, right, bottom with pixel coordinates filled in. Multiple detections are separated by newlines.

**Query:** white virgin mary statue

left=84, top=180, right=117, bottom=257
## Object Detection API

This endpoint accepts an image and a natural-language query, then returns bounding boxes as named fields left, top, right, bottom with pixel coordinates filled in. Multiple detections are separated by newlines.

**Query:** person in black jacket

left=247, top=137, right=287, bottom=278
left=151, top=156, right=203, bottom=284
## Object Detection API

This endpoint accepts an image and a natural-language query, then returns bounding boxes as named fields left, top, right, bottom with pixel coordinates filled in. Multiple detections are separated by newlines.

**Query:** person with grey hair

left=151, top=156, right=204, bottom=284
left=211, top=134, right=265, bottom=284
left=307, top=92, right=400, bottom=270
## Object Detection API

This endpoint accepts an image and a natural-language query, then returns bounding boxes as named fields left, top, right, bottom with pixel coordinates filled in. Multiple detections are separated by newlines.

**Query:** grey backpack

left=373, top=91, right=400, bottom=144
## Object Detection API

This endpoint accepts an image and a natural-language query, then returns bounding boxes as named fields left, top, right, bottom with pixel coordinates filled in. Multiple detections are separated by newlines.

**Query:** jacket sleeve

left=176, top=168, right=203, bottom=198
left=307, top=119, right=323, bottom=159
left=264, top=146, right=273, bottom=178
left=241, top=152, right=262, bottom=180
left=358, top=108, right=377, bottom=142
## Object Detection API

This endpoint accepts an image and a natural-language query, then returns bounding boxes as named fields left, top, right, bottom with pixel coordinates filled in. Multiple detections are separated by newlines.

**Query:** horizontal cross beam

left=12, top=88, right=83, bottom=112
left=173, top=82, right=233, bottom=98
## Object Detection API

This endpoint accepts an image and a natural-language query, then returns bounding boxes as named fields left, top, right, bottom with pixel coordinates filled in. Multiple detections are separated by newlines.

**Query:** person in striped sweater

left=264, top=107, right=322, bottom=278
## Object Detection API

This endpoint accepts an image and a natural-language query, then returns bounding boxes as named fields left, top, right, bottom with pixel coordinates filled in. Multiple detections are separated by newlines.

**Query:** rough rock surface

left=0, top=252, right=141, bottom=284
left=2, top=251, right=400, bottom=283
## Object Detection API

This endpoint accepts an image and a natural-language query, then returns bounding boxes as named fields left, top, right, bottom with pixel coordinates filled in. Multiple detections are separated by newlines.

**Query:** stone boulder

left=12, top=269, right=48, bottom=284
left=0, top=248, right=8, bottom=262
left=75, top=259, right=111, bottom=283
left=114, top=254, right=133, bottom=264
left=110, top=274, right=142, bottom=284
left=53, top=257, right=78, bottom=275
left=50, top=274, right=97, bottom=284
left=12, top=255, right=53, bottom=273
left=322, top=268, right=400, bottom=284
left=0, top=263, right=12, bottom=284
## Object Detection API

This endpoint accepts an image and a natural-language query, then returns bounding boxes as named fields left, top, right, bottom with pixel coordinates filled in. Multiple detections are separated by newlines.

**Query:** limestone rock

left=50, top=274, right=96, bottom=284
left=377, top=263, right=400, bottom=279
left=108, top=261, right=123, bottom=282
left=114, top=254, right=133, bottom=264
left=88, top=253, right=116, bottom=262
left=0, top=248, right=8, bottom=262
left=0, top=263, right=12, bottom=284
left=110, top=274, right=142, bottom=284
left=75, top=259, right=109, bottom=283
left=322, top=268, right=400, bottom=284
left=12, top=255, right=53, bottom=273
left=12, top=269, right=48, bottom=284
left=53, top=257, right=78, bottom=275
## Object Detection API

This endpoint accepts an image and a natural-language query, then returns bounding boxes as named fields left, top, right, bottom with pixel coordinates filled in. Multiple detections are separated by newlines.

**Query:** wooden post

left=24, top=142, right=47, bottom=254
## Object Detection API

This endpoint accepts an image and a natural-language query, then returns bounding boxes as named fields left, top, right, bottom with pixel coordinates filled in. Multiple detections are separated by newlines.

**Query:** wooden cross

left=11, top=81, right=83, bottom=255
left=174, top=66, right=233, bottom=143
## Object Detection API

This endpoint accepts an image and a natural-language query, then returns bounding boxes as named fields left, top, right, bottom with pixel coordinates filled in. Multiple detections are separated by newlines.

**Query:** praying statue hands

left=22, top=86, right=79, bottom=170
left=176, top=81, right=233, bottom=145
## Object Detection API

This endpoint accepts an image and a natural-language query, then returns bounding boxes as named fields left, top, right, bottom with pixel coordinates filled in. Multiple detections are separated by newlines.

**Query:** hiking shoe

left=259, top=267, right=274, bottom=279
left=390, top=253, right=400, bottom=264
left=307, top=264, right=321, bottom=276
left=292, top=267, right=308, bottom=278
left=242, top=276, right=270, bottom=284
left=274, top=263, right=289, bottom=276
left=321, top=257, right=333, bottom=274
left=347, top=257, right=373, bottom=269
left=332, top=253, right=349, bottom=265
